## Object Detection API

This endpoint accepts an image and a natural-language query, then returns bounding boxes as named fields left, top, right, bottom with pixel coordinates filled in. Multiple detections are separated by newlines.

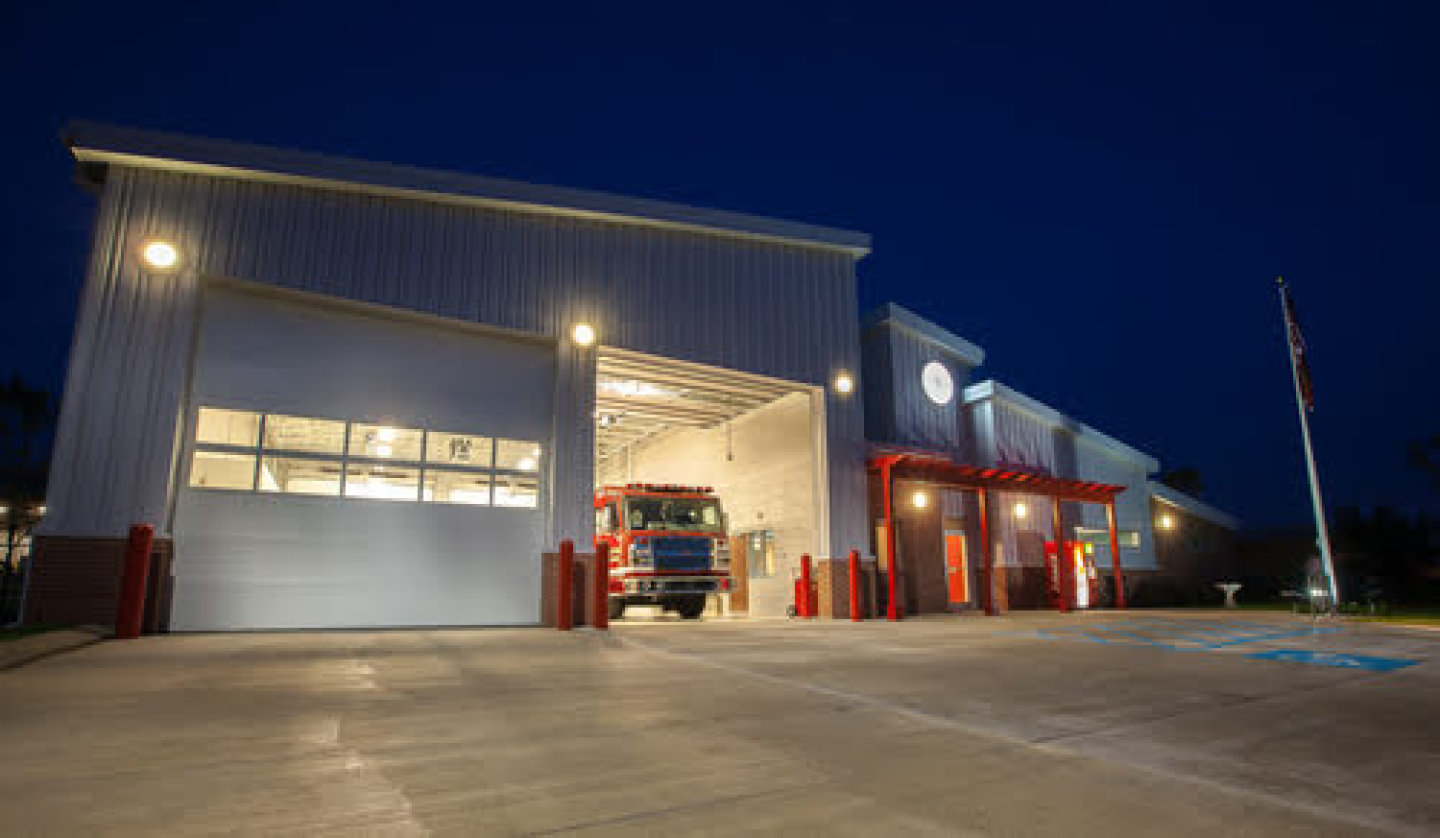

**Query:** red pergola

left=869, top=449, right=1129, bottom=619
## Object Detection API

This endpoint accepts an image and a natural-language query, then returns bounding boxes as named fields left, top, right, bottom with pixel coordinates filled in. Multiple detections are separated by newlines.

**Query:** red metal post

left=557, top=538, right=574, bottom=631
left=1106, top=501, right=1128, bottom=609
left=848, top=549, right=862, bottom=621
left=593, top=540, right=610, bottom=631
left=800, top=554, right=814, bottom=618
left=1050, top=499, right=1070, bottom=612
left=882, top=458, right=901, bottom=621
left=977, top=488, right=997, bottom=616
left=114, top=524, right=154, bottom=639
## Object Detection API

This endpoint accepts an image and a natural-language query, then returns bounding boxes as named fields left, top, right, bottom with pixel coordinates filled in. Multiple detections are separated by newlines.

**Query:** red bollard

left=848, top=549, right=862, bottom=621
left=557, top=539, right=574, bottom=631
left=800, top=554, right=814, bottom=619
left=115, top=524, right=154, bottom=640
left=593, top=541, right=610, bottom=631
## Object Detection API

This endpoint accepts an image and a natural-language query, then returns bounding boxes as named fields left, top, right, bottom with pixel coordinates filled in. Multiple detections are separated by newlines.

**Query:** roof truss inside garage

left=594, top=347, right=811, bottom=470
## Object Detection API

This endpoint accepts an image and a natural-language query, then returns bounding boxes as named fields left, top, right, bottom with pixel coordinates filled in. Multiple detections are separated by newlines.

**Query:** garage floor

left=2, top=611, right=1436, bottom=836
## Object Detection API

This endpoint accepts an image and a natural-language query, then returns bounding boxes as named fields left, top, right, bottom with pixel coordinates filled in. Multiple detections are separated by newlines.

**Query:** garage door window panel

left=350, top=423, right=423, bottom=461
left=426, top=432, right=493, bottom=468
left=259, top=455, right=343, bottom=496
left=263, top=415, right=346, bottom=455
left=495, top=439, right=542, bottom=472
left=424, top=468, right=492, bottom=505
left=195, top=407, right=261, bottom=447
left=494, top=473, right=539, bottom=508
left=344, top=462, right=421, bottom=501
left=189, top=450, right=258, bottom=490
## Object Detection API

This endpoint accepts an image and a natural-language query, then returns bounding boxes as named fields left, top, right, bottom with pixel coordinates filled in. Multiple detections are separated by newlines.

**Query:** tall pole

left=1278, top=278, right=1340, bottom=606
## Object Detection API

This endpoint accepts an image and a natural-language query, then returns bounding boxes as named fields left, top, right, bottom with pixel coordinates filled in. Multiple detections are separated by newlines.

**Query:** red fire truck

left=594, top=484, right=732, bottom=619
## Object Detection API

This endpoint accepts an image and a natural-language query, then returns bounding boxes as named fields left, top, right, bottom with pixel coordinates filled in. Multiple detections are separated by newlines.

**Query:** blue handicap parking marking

left=1245, top=649, right=1420, bottom=672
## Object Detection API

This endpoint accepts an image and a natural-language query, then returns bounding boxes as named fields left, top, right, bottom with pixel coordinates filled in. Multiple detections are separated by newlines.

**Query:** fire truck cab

left=594, top=484, right=732, bottom=619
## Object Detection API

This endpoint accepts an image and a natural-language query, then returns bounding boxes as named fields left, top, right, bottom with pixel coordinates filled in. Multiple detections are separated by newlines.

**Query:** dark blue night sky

left=3, top=2, right=1436, bottom=528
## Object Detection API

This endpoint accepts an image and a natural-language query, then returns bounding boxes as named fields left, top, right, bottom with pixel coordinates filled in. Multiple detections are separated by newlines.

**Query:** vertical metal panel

left=46, top=166, right=868, bottom=558
left=861, top=322, right=972, bottom=456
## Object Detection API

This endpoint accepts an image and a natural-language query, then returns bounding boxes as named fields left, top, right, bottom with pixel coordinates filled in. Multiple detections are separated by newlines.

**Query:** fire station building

left=24, top=123, right=1235, bottom=631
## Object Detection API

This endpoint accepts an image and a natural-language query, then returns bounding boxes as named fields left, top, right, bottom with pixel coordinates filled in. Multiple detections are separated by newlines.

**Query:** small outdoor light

left=834, top=372, right=854, bottom=395
left=912, top=490, right=929, bottom=509
left=1159, top=513, right=1175, bottom=530
left=141, top=239, right=179, bottom=270
left=571, top=323, right=596, bottom=347
left=1013, top=502, right=1028, bottom=520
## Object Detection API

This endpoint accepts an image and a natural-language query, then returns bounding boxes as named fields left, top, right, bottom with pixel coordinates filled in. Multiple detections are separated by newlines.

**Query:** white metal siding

left=44, top=166, right=868, bottom=562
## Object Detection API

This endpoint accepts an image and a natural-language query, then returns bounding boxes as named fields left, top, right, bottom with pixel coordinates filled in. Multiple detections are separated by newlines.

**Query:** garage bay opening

left=593, top=347, right=825, bottom=620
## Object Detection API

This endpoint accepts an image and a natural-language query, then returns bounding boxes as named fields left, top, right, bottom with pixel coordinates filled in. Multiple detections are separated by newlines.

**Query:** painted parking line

left=1245, top=649, right=1420, bottom=672
left=1012, top=620, right=1344, bottom=657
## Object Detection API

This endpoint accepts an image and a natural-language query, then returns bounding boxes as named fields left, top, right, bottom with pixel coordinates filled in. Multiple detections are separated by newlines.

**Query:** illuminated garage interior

left=593, top=347, right=825, bottom=617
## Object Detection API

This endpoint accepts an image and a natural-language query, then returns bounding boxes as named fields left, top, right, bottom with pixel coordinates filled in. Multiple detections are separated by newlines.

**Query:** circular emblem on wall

left=921, top=361, right=954, bottom=406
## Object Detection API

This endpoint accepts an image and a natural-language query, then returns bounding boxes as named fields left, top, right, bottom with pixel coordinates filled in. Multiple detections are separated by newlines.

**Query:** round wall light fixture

left=141, top=239, right=180, bottom=270
left=912, top=490, right=929, bottom=509
left=834, top=373, right=854, bottom=395
left=1159, top=513, right=1175, bottom=530
left=571, top=323, right=596, bottom=347
left=921, top=361, right=954, bottom=405
left=1013, top=502, right=1028, bottom=520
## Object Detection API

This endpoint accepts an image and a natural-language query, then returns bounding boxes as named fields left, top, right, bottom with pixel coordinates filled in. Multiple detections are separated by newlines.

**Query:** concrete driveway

left=2, top=611, right=1436, bottom=836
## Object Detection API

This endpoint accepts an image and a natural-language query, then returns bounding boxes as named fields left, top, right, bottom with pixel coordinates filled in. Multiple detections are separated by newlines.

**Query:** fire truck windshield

left=625, top=497, right=723, bottom=533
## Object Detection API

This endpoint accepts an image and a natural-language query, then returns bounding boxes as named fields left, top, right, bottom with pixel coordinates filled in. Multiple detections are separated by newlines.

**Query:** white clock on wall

left=921, top=361, right=954, bottom=405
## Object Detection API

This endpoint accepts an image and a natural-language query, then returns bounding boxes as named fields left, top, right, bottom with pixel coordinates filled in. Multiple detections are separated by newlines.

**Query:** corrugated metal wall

left=44, top=166, right=868, bottom=557
left=861, top=323, right=972, bottom=455
left=970, top=399, right=1156, bottom=569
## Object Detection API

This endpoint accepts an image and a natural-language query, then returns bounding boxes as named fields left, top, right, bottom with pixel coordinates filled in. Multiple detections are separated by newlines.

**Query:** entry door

left=944, top=530, right=969, bottom=605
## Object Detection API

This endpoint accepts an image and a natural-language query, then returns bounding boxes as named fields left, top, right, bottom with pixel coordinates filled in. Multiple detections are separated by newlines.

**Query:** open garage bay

left=3, top=612, right=1437, bottom=835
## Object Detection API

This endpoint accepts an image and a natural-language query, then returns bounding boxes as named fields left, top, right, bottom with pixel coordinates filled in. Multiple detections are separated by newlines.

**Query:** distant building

left=26, top=123, right=1236, bottom=629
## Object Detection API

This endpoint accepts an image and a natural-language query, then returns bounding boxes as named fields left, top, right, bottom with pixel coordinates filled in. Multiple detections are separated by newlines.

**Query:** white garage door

left=171, top=285, right=554, bottom=630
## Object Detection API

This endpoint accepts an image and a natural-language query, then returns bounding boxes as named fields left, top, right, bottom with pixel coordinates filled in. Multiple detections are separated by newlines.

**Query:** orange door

left=945, top=532, right=969, bottom=604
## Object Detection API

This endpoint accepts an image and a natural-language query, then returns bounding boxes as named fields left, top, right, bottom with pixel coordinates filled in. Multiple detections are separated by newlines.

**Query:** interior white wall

left=596, top=391, right=819, bottom=617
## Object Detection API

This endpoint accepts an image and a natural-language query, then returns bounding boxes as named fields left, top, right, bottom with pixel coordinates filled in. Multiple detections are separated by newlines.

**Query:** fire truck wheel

left=674, top=594, right=706, bottom=620
left=608, top=598, right=626, bottom=620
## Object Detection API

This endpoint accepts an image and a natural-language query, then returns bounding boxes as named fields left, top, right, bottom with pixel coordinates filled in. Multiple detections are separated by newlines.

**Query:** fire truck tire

left=674, top=594, right=706, bottom=620
left=608, top=598, right=626, bottom=620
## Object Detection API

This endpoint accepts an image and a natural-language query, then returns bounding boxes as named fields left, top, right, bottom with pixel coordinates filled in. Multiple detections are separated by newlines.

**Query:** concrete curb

left=0, top=626, right=109, bottom=672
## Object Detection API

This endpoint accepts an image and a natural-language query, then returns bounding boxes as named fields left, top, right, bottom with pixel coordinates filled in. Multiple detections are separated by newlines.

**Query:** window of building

left=187, top=406, right=540, bottom=509
left=1075, top=527, right=1141, bottom=551
left=259, top=455, right=343, bottom=496
left=424, top=468, right=492, bottom=505
left=349, top=423, right=423, bottom=462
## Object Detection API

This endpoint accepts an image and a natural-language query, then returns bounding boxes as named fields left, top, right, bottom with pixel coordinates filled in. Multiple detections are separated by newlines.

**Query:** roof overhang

left=869, top=447, right=1126, bottom=503
left=1149, top=481, right=1240, bottom=530
left=863, top=303, right=985, bottom=368
left=63, top=120, right=872, bottom=258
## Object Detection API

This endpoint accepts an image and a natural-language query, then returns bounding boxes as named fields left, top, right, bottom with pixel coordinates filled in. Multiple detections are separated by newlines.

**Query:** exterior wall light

left=912, top=490, right=929, bottom=509
left=834, top=373, right=854, bottom=395
left=571, top=323, right=596, bottom=347
left=141, top=240, right=180, bottom=270
left=1159, top=513, right=1175, bottom=530
left=1013, top=502, right=1028, bottom=520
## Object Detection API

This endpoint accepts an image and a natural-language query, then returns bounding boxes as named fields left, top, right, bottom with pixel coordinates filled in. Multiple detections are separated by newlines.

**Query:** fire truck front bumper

left=619, top=576, right=731, bottom=595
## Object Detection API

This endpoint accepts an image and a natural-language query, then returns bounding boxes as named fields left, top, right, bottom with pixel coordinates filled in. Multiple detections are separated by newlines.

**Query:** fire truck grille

left=652, top=537, right=713, bottom=572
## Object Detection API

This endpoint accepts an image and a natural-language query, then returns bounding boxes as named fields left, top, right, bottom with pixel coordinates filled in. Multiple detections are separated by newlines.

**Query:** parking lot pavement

left=1, top=611, right=1435, bottom=836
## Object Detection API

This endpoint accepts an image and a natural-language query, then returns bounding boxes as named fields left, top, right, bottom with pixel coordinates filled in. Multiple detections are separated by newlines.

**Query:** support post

left=800, top=554, right=813, bottom=618
left=978, top=488, right=997, bottom=616
left=1106, top=501, right=1127, bottom=610
left=1051, top=499, right=1070, bottom=612
left=115, top=524, right=154, bottom=640
left=557, top=539, right=574, bottom=631
left=593, top=540, right=610, bottom=631
left=882, top=458, right=901, bottom=621
left=848, top=549, right=862, bottom=621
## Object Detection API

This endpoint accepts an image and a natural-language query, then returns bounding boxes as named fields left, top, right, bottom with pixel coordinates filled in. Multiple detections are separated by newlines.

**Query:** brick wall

left=24, top=535, right=173, bottom=630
